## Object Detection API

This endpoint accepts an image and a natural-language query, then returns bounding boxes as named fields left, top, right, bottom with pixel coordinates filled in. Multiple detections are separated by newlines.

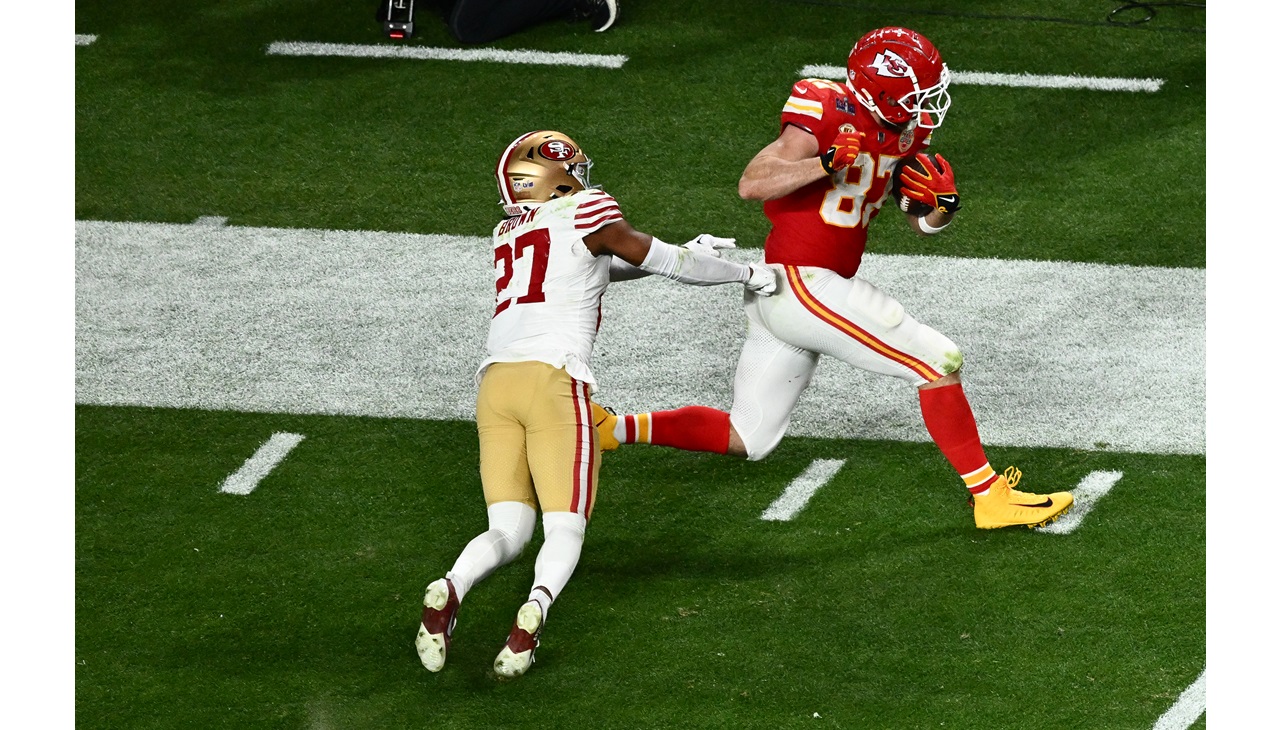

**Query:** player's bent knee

left=743, top=433, right=783, bottom=462
left=939, top=346, right=964, bottom=376
left=487, top=501, right=537, bottom=549
left=541, top=511, right=587, bottom=539
left=730, top=417, right=785, bottom=462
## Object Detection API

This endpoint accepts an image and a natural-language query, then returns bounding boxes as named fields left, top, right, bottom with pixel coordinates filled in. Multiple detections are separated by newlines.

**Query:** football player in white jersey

left=415, top=130, right=778, bottom=679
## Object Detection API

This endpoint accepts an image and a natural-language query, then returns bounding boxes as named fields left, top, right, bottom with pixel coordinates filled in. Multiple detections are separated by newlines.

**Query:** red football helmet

left=846, top=27, right=951, bottom=130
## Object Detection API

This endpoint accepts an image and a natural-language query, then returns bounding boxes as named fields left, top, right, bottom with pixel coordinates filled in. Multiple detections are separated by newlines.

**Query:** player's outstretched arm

left=738, top=125, right=829, bottom=201
left=585, top=220, right=777, bottom=295
left=606, top=234, right=738, bottom=281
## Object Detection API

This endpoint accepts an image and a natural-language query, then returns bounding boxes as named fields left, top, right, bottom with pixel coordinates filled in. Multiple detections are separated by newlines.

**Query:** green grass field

left=68, top=1, right=1213, bottom=728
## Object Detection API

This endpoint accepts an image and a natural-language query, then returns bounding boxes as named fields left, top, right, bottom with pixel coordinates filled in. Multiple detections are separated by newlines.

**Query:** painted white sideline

left=798, top=65, right=1164, bottom=93
left=267, top=41, right=627, bottom=69
left=1037, top=470, right=1124, bottom=535
left=1152, top=669, right=1205, bottom=730
left=75, top=34, right=98, bottom=46
left=193, top=216, right=229, bottom=227
left=74, top=221, right=1205, bottom=456
left=761, top=459, right=845, bottom=521
left=220, top=432, right=306, bottom=495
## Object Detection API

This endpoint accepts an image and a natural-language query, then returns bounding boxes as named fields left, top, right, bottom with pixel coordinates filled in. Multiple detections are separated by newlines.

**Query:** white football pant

left=729, top=265, right=962, bottom=461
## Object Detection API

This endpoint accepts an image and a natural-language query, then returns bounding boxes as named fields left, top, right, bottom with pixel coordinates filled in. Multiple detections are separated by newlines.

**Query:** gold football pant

left=476, top=361, right=600, bottom=519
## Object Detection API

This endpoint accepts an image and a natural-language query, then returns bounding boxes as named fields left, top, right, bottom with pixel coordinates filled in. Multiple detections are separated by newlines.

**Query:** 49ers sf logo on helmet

left=538, top=140, right=578, bottom=161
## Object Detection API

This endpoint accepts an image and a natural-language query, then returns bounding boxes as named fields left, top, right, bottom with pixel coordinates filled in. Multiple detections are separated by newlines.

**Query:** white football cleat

left=415, top=578, right=458, bottom=672
left=493, top=600, right=543, bottom=679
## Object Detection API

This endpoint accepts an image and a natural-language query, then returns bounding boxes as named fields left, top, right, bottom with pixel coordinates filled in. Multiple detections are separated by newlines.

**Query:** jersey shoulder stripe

left=573, top=190, right=624, bottom=233
left=783, top=95, right=823, bottom=120
left=782, top=78, right=849, bottom=130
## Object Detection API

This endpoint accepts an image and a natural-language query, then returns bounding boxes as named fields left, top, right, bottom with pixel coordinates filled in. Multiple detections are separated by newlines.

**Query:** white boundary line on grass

left=797, top=65, right=1164, bottom=92
left=1036, top=470, right=1123, bottom=535
left=73, top=220, right=1206, bottom=456
left=761, top=459, right=845, bottom=521
left=75, top=34, right=98, bottom=46
left=1152, top=669, right=1205, bottom=730
left=220, top=432, right=306, bottom=495
left=266, top=41, right=628, bottom=69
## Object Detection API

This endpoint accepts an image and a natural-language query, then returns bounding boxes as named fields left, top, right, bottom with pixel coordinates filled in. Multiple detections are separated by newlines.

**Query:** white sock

left=529, top=511, right=587, bottom=618
left=446, top=501, right=536, bottom=602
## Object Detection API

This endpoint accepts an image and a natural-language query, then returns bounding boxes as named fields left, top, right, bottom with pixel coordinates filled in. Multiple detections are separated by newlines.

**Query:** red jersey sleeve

left=779, top=79, right=829, bottom=136
left=779, top=78, right=863, bottom=149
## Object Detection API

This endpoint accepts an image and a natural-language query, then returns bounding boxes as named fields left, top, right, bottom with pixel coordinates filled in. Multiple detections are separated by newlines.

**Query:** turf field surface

left=65, top=1, right=1213, bottom=727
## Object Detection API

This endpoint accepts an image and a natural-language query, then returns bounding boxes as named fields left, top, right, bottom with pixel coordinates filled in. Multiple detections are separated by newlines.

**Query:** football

left=890, top=154, right=935, bottom=216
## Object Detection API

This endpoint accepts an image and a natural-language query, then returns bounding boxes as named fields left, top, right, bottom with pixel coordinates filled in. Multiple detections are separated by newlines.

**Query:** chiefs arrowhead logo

left=871, top=50, right=912, bottom=79
left=538, top=140, right=577, bottom=161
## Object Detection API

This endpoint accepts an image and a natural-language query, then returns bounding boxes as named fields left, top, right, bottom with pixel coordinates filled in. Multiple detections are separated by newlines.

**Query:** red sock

left=918, top=383, right=998, bottom=494
left=647, top=406, right=731, bottom=454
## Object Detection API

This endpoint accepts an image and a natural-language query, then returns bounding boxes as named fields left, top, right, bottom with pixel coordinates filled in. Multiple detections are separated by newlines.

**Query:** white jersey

left=477, top=189, right=623, bottom=385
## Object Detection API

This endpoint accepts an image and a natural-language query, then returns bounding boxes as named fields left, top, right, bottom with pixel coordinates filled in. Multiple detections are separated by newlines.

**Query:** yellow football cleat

left=592, top=402, right=620, bottom=451
left=972, top=466, right=1074, bottom=530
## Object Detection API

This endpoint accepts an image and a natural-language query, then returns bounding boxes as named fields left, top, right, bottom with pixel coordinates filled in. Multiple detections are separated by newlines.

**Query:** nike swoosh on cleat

left=1013, top=498, right=1054, bottom=508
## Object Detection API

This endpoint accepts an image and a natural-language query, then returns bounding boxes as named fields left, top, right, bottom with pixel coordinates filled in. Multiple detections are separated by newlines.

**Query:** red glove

left=899, top=153, right=962, bottom=214
left=819, top=131, right=864, bottom=174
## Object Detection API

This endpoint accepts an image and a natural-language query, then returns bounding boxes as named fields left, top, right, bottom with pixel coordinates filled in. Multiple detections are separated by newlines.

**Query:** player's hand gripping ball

left=893, top=152, right=962, bottom=215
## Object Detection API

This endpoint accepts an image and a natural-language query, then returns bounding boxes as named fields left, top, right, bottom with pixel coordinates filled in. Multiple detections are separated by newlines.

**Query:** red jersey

left=763, top=78, right=932, bottom=278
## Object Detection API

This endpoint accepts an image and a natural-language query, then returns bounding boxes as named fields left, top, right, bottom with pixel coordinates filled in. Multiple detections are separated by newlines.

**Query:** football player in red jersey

left=595, top=27, right=1074, bottom=530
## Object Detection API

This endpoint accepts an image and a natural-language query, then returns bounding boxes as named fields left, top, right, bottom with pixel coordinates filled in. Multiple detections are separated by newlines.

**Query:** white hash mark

left=761, top=459, right=845, bottom=522
left=1036, top=470, right=1123, bottom=534
left=1152, top=669, right=1205, bottom=730
left=220, top=432, right=305, bottom=495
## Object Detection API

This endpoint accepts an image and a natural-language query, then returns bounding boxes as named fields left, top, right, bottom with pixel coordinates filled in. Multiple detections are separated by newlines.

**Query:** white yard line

left=266, top=41, right=627, bottom=69
left=1152, top=669, right=1206, bottom=730
left=761, top=459, right=845, bottom=521
left=220, top=432, right=306, bottom=495
left=193, top=216, right=229, bottom=227
left=1036, top=470, right=1124, bottom=535
left=798, top=65, right=1163, bottom=92
left=75, top=34, right=98, bottom=46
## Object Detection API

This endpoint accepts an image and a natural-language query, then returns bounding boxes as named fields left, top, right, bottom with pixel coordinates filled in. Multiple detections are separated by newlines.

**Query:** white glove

left=682, top=234, right=737, bottom=258
left=746, top=263, right=779, bottom=296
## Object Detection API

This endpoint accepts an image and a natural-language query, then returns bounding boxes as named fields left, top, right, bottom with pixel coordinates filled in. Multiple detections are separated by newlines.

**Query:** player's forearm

left=738, top=155, right=828, bottom=201
left=638, top=238, right=750, bottom=285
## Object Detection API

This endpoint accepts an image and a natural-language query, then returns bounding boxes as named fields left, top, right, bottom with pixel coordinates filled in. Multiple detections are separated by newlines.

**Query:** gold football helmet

left=496, top=130, right=594, bottom=216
